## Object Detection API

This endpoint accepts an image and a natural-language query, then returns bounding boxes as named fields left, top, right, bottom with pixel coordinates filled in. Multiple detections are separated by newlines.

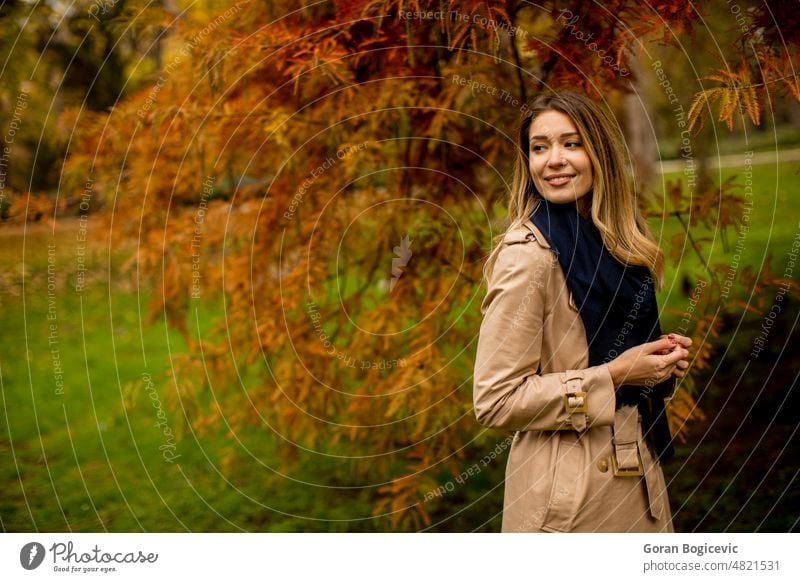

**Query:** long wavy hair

left=482, top=91, right=666, bottom=289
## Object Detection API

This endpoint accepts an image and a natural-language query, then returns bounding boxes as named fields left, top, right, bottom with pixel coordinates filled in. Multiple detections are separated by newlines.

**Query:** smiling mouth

left=544, top=174, right=576, bottom=186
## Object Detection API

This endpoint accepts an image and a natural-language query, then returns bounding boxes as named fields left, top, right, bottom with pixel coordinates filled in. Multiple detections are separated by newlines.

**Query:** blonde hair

left=482, top=91, right=666, bottom=289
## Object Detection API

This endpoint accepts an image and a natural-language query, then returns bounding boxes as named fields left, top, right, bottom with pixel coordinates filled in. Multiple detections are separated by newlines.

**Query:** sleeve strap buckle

left=561, top=372, right=588, bottom=414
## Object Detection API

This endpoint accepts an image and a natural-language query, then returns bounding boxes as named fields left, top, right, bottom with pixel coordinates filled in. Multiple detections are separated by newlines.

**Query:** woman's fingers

left=662, top=348, right=689, bottom=366
left=666, top=333, right=692, bottom=348
left=616, top=341, right=692, bottom=386
left=668, top=357, right=691, bottom=379
left=641, top=336, right=692, bottom=358
left=646, top=337, right=675, bottom=354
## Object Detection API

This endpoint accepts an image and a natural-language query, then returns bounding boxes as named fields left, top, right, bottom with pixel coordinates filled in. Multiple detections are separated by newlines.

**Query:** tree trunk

left=623, top=53, right=657, bottom=202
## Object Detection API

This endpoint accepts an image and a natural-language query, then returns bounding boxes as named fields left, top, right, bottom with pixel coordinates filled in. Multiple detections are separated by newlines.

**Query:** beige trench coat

left=473, top=219, right=674, bottom=533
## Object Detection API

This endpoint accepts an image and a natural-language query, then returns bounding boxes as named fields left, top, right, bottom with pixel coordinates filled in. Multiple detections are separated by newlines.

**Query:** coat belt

left=612, top=405, right=665, bottom=521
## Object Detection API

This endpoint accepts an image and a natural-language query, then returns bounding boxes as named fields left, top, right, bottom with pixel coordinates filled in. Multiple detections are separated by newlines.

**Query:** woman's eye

left=565, top=141, right=582, bottom=148
left=531, top=144, right=547, bottom=152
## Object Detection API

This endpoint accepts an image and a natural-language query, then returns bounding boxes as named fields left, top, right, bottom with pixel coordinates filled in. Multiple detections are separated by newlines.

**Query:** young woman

left=473, top=91, right=691, bottom=532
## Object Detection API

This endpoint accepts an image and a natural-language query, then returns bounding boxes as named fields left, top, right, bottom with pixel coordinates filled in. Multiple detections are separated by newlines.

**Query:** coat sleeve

left=473, top=235, right=616, bottom=432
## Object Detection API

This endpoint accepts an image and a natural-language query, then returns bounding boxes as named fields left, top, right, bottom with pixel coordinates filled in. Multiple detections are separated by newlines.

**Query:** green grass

left=0, top=221, right=378, bottom=532
left=657, top=126, right=800, bottom=157
left=653, top=160, right=800, bottom=324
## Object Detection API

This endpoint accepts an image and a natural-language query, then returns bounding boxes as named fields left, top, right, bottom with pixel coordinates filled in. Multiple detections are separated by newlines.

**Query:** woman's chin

left=541, top=192, right=587, bottom=205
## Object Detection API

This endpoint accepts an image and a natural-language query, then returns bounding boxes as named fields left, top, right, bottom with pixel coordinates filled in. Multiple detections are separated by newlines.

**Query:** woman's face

left=528, top=110, right=594, bottom=206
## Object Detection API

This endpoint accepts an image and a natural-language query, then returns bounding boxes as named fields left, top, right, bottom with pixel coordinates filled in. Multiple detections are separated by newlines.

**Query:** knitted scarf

left=530, top=198, right=675, bottom=462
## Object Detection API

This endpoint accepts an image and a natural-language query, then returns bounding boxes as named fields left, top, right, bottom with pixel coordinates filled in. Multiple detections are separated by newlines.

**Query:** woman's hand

left=654, top=333, right=692, bottom=354
left=607, top=335, right=691, bottom=388
left=654, top=333, right=692, bottom=378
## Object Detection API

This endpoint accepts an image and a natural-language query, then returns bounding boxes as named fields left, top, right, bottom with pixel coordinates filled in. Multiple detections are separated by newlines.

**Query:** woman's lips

left=544, top=174, right=575, bottom=187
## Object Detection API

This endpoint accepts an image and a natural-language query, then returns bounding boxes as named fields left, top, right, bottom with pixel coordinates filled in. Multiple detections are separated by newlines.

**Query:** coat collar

left=501, top=221, right=551, bottom=249
left=522, top=219, right=551, bottom=249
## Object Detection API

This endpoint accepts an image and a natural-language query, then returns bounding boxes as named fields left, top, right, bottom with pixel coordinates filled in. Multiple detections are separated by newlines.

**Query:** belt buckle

left=563, top=391, right=588, bottom=414
left=610, top=446, right=644, bottom=477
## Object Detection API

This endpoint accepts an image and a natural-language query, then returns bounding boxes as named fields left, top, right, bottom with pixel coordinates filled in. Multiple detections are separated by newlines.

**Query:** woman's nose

left=547, top=146, right=565, bottom=166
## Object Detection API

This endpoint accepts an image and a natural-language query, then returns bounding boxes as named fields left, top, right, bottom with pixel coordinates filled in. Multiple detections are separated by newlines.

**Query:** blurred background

left=1, top=0, right=798, bottom=532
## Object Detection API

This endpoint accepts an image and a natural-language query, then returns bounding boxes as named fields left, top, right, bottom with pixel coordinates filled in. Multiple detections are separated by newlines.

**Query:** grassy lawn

left=654, top=159, right=800, bottom=323
left=0, top=219, right=376, bottom=532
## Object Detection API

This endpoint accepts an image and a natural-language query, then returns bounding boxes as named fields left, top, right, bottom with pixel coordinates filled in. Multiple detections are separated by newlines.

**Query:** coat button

left=596, top=458, right=609, bottom=473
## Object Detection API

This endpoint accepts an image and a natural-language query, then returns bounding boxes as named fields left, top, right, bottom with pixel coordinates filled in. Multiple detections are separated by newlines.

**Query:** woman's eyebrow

left=530, top=131, right=580, bottom=141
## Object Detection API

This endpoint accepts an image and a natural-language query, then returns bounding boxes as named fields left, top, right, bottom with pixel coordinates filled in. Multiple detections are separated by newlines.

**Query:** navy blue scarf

left=530, top=198, right=675, bottom=462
